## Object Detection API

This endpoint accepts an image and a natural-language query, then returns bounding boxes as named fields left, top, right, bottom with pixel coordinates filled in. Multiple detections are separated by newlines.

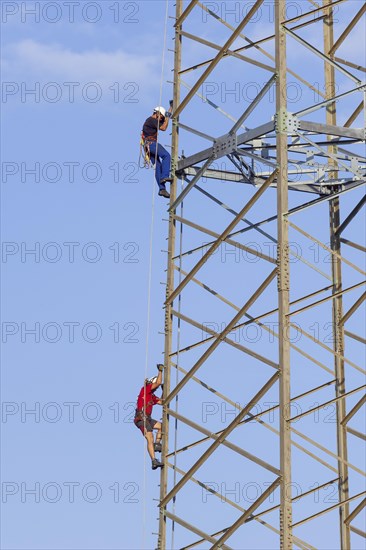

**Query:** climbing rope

left=142, top=0, right=170, bottom=547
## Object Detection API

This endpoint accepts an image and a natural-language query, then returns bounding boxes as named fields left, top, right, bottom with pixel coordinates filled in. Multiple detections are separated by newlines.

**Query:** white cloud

left=2, top=39, right=160, bottom=87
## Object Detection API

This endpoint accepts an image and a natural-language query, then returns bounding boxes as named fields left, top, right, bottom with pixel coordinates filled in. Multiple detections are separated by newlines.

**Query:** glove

left=169, top=99, right=173, bottom=107
left=157, top=363, right=164, bottom=372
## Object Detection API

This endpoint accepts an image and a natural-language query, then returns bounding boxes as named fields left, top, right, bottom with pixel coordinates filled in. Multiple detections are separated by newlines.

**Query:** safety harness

left=139, top=131, right=157, bottom=169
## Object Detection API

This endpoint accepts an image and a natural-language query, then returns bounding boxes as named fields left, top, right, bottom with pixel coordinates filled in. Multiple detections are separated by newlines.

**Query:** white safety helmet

left=154, top=106, right=166, bottom=117
left=145, top=376, right=158, bottom=385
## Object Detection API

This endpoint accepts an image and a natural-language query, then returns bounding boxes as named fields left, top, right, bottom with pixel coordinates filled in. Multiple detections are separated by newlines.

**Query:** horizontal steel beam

left=177, top=121, right=275, bottom=172
left=299, top=120, right=365, bottom=140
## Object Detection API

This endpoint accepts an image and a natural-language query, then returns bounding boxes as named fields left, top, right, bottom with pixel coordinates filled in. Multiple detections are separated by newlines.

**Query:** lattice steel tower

left=158, top=1, right=365, bottom=548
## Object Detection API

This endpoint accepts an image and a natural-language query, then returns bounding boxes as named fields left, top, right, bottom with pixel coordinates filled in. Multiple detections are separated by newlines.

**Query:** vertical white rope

left=142, top=1, right=170, bottom=548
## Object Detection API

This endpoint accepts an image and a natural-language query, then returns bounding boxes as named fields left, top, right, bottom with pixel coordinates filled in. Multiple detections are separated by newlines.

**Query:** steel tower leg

left=158, top=1, right=182, bottom=548
left=323, top=3, right=351, bottom=547
left=276, top=1, right=293, bottom=548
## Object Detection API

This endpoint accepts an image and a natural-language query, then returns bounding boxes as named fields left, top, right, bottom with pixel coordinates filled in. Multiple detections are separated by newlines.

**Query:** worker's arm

left=151, top=364, right=163, bottom=390
left=159, top=103, right=173, bottom=131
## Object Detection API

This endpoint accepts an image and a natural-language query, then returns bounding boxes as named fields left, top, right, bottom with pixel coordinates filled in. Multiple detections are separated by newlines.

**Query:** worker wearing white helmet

left=141, top=102, right=174, bottom=199
left=134, top=363, right=164, bottom=470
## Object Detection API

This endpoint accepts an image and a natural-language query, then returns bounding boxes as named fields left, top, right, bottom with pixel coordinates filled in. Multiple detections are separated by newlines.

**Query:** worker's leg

left=149, top=142, right=165, bottom=190
left=153, top=421, right=162, bottom=444
left=144, top=431, right=155, bottom=460
left=152, top=421, right=162, bottom=452
left=157, top=143, right=171, bottom=181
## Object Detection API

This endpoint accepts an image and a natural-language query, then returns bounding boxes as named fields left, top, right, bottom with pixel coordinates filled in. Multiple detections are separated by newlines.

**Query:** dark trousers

left=148, top=141, right=171, bottom=190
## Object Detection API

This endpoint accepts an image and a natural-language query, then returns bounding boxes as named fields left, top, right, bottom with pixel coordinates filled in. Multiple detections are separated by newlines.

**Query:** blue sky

left=1, top=1, right=365, bottom=549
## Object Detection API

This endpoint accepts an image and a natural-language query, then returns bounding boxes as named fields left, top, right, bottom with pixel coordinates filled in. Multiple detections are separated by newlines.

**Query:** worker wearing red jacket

left=134, top=364, right=164, bottom=470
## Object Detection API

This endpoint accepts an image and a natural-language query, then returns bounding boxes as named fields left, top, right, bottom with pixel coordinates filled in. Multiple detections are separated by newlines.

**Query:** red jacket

left=136, top=384, right=160, bottom=416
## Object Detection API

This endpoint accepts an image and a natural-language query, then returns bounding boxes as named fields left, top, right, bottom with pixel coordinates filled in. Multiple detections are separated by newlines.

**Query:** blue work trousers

left=148, top=141, right=171, bottom=190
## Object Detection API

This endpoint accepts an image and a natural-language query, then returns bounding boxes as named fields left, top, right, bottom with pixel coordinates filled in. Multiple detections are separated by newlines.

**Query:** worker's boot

left=154, top=442, right=162, bottom=453
left=160, top=177, right=173, bottom=185
left=152, top=458, right=163, bottom=470
left=158, top=189, right=170, bottom=198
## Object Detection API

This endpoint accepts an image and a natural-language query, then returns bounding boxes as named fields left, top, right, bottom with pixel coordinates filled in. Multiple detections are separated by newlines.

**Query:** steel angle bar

left=335, top=195, right=366, bottom=236
left=180, top=30, right=275, bottom=73
left=344, top=330, right=366, bottom=344
left=299, top=120, right=365, bottom=141
left=160, top=372, right=279, bottom=507
left=329, top=4, right=366, bottom=55
left=291, top=426, right=366, bottom=477
left=345, top=102, right=364, bottom=128
left=177, top=78, right=249, bottom=129
left=183, top=525, right=313, bottom=550
left=174, top=0, right=199, bottom=27
left=283, top=0, right=346, bottom=25
left=211, top=478, right=281, bottom=549
left=172, top=308, right=278, bottom=369
left=288, top=221, right=366, bottom=277
left=166, top=170, right=277, bottom=304
left=283, top=26, right=361, bottom=84
left=252, top=478, right=340, bottom=519
left=288, top=281, right=366, bottom=317
left=166, top=409, right=280, bottom=475
left=177, top=122, right=215, bottom=142
left=347, top=427, right=366, bottom=441
left=289, top=322, right=366, bottom=375
left=169, top=156, right=214, bottom=212
left=247, top=14, right=327, bottom=48
left=230, top=74, right=277, bottom=134
left=292, top=492, right=366, bottom=528
left=248, top=379, right=337, bottom=422
left=172, top=214, right=276, bottom=263
left=235, top=147, right=278, bottom=169
left=350, top=525, right=366, bottom=538
left=164, top=268, right=277, bottom=406
left=340, top=291, right=366, bottom=325
left=195, top=0, right=327, bottom=100
left=286, top=181, right=366, bottom=217
left=163, top=510, right=232, bottom=549
left=334, top=57, right=366, bottom=73
left=295, top=85, right=365, bottom=118
left=172, top=0, right=264, bottom=118
left=341, top=395, right=366, bottom=426
left=290, top=386, right=366, bottom=422
left=340, top=239, right=366, bottom=253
